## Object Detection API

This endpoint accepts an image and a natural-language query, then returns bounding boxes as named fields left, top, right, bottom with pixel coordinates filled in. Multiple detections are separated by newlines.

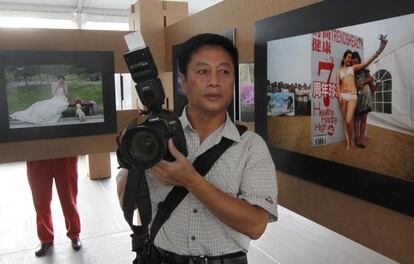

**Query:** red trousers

left=27, top=157, right=81, bottom=243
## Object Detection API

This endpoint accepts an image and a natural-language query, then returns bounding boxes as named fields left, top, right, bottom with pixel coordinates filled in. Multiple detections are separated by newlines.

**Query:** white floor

left=0, top=155, right=396, bottom=264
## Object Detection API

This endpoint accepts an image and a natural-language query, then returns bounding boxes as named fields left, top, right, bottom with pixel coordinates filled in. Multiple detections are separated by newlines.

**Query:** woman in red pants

left=27, top=157, right=82, bottom=257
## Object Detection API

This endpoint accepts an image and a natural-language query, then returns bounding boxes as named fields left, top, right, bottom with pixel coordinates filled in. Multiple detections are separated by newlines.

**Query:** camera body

left=117, top=45, right=188, bottom=169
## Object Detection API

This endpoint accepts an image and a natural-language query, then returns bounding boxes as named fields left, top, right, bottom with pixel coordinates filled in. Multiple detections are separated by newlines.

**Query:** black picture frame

left=0, top=50, right=117, bottom=142
left=219, top=28, right=238, bottom=122
left=254, top=0, right=414, bottom=216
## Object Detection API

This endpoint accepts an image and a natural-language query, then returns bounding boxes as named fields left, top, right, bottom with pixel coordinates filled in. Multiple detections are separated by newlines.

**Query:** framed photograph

left=0, top=50, right=117, bottom=142
left=239, top=63, right=255, bottom=122
left=254, top=0, right=414, bottom=216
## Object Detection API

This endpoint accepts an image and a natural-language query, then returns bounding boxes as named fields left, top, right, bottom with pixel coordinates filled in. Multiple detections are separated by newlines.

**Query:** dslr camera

left=117, top=45, right=187, bottom=169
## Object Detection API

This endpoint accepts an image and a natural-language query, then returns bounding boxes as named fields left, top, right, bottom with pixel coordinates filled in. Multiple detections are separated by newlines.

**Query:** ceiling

left=0, top=0, right=222, bottom=15
left=0, top=0, right=222, bottom=23
left=0, top=0, right=135, bottom=12
left=0, top=0, right=134, bottom=21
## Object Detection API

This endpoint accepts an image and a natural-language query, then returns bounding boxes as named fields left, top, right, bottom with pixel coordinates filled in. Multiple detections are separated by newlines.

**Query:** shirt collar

left=179, top=106, right=242, bottom=143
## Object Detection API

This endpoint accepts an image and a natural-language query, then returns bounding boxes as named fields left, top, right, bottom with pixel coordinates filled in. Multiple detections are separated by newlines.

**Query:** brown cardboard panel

left=278, top=171, right=414, bottom=264
left=164, top=0, right=319, bottom=70
left=87, top=152, right=111, bottom=179
left=160, top=71, right=174, bottom=110
left=0, top=28, right=131, bottom=73
left=131, top=0, right=188, bottom=72
left=0, top=110, right=141, bottom=163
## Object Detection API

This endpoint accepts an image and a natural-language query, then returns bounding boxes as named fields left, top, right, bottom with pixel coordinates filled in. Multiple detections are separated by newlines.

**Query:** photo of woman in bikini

left=336, top=35, right=387, bottom=149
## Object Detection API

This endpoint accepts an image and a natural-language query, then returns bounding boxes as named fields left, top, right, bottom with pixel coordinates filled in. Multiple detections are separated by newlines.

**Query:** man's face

left=180, top=45, right=234, bottom=117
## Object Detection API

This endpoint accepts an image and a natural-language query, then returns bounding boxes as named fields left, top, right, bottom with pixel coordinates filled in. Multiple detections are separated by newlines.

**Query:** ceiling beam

left=0, top=3, right=129, bottom=17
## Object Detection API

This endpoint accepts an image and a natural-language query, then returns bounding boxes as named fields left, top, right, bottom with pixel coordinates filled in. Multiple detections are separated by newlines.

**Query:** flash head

left=124, top=46, right=165, bottom=112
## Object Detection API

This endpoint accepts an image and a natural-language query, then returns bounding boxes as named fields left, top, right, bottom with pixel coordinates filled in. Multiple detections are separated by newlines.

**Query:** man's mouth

left=205, top=93, right=222, bottom=100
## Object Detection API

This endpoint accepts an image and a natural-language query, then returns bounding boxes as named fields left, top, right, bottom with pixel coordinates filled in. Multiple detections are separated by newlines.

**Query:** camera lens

left=128, top=128, right=165, bottom=167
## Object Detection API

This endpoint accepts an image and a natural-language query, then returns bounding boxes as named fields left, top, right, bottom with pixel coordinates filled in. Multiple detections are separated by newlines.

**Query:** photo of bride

left=6, top=63, right=105, bottom=129
left=10, top=74, right=69, bottom=125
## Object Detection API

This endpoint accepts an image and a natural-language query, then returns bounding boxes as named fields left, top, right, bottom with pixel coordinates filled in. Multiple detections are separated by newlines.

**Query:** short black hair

left=178, top=33, right=238, bottom=77
left=351, top=51, right=361, bottom=64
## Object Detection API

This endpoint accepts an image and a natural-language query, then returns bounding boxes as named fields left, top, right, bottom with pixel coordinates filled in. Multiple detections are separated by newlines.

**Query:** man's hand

left=150, top=139, right=199, bottom=188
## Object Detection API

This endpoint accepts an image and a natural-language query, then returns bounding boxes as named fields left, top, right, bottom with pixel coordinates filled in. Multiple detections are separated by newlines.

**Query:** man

left=27, top=157, right=82, bottom=257
left=118, top=33, right=277, bottom=263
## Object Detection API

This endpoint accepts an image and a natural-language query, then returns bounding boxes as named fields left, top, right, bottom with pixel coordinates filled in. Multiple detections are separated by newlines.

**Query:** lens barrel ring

left=122, top=126, right=167, bottom=169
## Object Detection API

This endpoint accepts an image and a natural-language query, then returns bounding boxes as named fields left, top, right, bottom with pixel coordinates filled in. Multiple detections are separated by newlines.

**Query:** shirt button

left=193, top=209, right=198, bottom=213
left=191, top=236, right=196, bottom=241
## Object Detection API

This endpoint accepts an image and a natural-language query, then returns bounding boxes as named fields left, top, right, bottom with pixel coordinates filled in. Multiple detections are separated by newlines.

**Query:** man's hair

left=178, top=33, right=238, bottom=77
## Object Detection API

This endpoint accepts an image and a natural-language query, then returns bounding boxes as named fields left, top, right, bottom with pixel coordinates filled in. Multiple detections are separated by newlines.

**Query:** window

left=372, top=69, right=392, bottom=114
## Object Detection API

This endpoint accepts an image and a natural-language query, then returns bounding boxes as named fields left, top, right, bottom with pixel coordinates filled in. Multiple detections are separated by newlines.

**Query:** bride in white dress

left=10, top=75, right=69, bottom=124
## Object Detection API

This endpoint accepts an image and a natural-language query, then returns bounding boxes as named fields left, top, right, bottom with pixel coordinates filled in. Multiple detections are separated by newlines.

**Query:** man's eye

left=219, top=69, right=230, bottom=75
left=197, top=69, right=207, bottom=74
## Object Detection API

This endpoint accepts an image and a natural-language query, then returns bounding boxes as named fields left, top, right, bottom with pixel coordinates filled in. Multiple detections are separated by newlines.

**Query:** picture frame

left=254, top=0, right=414, bottom=216
left=0, top=50, right=117, bottom=142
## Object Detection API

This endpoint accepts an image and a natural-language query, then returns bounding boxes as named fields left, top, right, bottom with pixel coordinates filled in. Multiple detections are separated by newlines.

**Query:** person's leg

left=52, top=157, right=81, bottom=241
left=354, top=116, right=361, bottom=145
left=340, top=99, right=350, bottom=149
left=345, top=99, right=357, bottom=149
left=360, top=113, right=368, bottom=146
left=27, top=160, right=54, bottom=244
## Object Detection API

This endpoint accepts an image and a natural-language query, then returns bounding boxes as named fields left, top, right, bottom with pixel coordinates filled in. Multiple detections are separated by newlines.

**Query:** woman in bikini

left=336, top=36, right=387, bottom=149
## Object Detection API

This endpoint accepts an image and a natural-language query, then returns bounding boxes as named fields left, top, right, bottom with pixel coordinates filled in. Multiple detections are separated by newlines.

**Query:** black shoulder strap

left=122, top=167, right=152, bottom=264
left=149, top=124, right=247, bottom=242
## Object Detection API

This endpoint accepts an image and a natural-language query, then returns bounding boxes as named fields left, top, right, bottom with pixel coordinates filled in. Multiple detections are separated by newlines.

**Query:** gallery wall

left=0, top=1, right=413, bottom=262
left=163, top=1, right=414, bottom=263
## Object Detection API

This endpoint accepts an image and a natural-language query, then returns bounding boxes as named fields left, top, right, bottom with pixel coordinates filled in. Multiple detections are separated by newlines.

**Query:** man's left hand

left=150, top=139, right=199, bottom=187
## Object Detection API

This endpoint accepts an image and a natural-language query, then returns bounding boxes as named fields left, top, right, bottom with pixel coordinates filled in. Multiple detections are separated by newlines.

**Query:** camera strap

left=121, top=124, right=247, bottom=264
left=149, top=124, right=247, bottom=243
left=122, top=166, right=153, bottom=264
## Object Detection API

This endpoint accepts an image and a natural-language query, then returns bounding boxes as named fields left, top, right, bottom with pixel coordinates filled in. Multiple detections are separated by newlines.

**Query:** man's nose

left=208, top=72, right=220, bottom=87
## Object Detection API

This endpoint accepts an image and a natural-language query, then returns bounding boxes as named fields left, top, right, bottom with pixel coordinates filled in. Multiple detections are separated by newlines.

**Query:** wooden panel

left=164, top=0, right=319, bottom=70
left=132, top=0, right=188, bottom=72
left=0, top=110, right=141, bottom=163
left=87, top=152, right=111, bottom=179
left=0, top=28, right=131, bottom=73
left=278, top=171, right=414, bottom=264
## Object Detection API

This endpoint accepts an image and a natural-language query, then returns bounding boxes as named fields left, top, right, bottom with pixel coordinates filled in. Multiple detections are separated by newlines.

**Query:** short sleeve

left=238, top=133, right=278, bottom=222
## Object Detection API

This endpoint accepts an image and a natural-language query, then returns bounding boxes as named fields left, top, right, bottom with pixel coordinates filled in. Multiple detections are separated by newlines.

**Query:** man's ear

left=179, top=73, right=187, bottom=94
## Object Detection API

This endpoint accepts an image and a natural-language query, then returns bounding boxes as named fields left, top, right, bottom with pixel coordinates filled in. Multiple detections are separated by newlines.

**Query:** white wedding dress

left=10, top=85, right=69, bottom=124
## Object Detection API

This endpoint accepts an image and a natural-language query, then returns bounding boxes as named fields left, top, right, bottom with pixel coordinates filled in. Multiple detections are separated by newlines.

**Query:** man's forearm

left=116, top=169, right=128, bottom=207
